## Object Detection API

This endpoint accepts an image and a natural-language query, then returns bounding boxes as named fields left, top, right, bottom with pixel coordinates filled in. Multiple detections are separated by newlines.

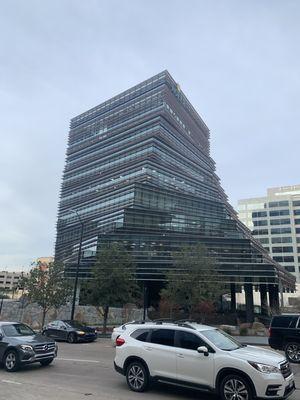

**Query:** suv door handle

left=145, top=346, right=153, bottom=351
left=176, top=353, right=184, bottom=358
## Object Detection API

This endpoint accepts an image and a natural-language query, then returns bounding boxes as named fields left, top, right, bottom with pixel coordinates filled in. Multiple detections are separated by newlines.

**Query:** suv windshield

left=2, top=323, right=35, bottom=337
left=201, top=329, right=242, bottom=351
left=64, top=320, right=84, bottom=329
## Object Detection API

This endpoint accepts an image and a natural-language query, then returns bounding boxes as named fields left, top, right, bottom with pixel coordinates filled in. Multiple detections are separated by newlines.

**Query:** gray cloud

left=1, top=0, right=299, bottom=269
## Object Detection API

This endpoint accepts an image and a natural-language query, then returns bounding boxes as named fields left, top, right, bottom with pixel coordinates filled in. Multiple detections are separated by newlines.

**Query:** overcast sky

left=1, top=0, right=299, bottom=270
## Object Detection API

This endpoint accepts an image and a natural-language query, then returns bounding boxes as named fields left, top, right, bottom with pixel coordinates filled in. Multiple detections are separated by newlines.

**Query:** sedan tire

left=67, top=332, right=77, bottom=343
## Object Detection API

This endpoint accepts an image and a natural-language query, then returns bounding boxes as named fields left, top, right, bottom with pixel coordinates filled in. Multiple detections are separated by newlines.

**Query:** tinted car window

left=131, top=329, right=150, bottom=342
left=177, top=331, right=207, bottom=351
left=150, top=329, right=175, bottom=347
left=272, top=316, right=294, bottom=328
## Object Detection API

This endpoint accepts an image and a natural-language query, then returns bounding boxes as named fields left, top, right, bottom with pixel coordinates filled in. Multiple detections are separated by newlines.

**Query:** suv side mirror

left=197, top=346, right=209, bottom=356
left=0, top=333, right=3, bottom=340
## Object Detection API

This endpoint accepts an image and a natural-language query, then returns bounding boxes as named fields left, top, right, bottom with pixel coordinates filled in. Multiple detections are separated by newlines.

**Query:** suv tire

left=67, top=332, right=77, bottom=343
left=285, top=342, right=300, bottom=363
left=126, top=361, right=149, bottom=392
left=220, top=374, right=252, bottom=400
left=4, top=350, right=20, bottom=372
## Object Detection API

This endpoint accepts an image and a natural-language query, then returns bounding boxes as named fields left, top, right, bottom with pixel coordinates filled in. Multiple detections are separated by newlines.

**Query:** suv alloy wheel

left=285, top=342, right=300, bottom=363
left=4, top=350, right=20, bottom=372
left=220, top=374, right=252, bottom=400
left=126, top=361, right=149, bottom=392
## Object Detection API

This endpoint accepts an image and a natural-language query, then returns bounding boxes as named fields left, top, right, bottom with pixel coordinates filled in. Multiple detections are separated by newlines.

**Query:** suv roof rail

left=175, top=319, right=199, bottom=324
left=174, top=322, right=196, bottom=330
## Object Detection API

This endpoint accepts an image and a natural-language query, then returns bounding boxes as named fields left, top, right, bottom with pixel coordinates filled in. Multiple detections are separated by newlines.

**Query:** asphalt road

left=0, top=339, right=299, bottom=400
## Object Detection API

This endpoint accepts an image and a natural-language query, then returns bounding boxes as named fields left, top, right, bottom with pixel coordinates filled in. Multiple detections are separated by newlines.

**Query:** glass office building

left=238, top=185, right=300, bottom=283
left=55, top=71, right=295, bottom=321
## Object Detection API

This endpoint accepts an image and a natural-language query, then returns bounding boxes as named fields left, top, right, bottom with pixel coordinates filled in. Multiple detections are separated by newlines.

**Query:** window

left=270, top=219, right=290, bottom=226
left=294, top=219, right=300, bottom=225
left=258, top=238, right=269, bottom=244
left=271, top=237, right=292, bottom=244
left=294, top=210, right=300, bottom=216
left=272, top=246, right=293, bottom=253
left=273, top=256, right=294, bottom=263
left=271, top=228, right=291, bottom=234
left=296, top=228, right=300, bottom=234
left=150, top=329, right=175, bottom=347
left=253, top=220, right=268, bottom=227
left=292, top=200, right=300, bottom=207
left=2, top=324, right=35, bottom=337
left=269, top=210, right=290, bottom=217
left=252, top=211, right=267, bottom=218
left=269, top=201, right=289, bottom=208
left=131, top=329, right=150, bottom=342
left=252, top=229, right=268, bottom=235
left=271, top=316, right=296, bottom=328
left=177, top=331, right=207, bottom=351
left=201, top=329, right=241, bottom=351
left=285, top=266, right=295, bottom=272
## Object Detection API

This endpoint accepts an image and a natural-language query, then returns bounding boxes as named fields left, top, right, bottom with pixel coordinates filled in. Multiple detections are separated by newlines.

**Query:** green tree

left=83, top=243, right=139, bottom=334
left=21, top=261, right=72, bottom=327
left=160, top=244, right=223, bottom=319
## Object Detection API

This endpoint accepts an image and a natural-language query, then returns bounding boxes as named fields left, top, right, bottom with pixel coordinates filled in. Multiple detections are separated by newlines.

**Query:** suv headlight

left=20, top=344, right=34, bottom=351
left=248, top=361, right=280, bottom=374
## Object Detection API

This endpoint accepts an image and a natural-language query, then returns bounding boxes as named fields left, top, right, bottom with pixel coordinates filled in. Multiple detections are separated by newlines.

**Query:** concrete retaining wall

left=0, top=300, right=143, bottom=329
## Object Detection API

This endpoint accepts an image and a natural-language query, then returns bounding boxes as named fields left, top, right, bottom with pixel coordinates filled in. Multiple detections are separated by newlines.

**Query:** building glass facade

left=238, top=185, right=300, bottom=283
left=55, top=71, right=295, bottom=318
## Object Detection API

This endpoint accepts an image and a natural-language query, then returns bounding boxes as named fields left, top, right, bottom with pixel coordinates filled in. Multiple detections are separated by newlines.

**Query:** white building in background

left=0, top=271, right=27, bottom=292
left=238, top=185, right=300, bottom=286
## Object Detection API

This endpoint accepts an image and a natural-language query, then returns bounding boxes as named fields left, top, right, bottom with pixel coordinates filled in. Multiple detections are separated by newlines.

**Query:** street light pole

left=69, top=209, right=84, bottom=321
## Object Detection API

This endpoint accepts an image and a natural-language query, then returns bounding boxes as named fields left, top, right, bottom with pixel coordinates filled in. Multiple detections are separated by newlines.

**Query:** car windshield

left=64, top=320, right=85, bottom=329
left=2, top=323, right=35, bottom=337
left=201, top=329, right=242, bottom=351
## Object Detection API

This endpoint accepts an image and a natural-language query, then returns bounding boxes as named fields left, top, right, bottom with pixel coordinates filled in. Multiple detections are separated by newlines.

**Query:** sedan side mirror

left=197, top=346, right=209, bottom=356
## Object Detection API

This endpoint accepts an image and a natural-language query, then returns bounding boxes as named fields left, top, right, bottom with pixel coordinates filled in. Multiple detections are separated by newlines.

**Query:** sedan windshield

left=201, top=329, right=242, bottom=351
left=2, top=323, right=35, bottom=337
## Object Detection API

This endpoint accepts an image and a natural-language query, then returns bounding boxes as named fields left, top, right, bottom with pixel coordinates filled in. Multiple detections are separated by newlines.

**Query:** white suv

left=114, top=322, right=295, bottom=400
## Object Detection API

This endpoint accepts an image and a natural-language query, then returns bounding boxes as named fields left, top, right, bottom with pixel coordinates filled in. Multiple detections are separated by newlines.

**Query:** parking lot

left=0, top=339, right=299, bottom=400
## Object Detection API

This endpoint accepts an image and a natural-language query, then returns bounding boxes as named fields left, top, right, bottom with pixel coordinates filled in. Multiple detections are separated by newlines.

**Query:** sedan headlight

left=20, top=344, right=34, bottom=351
left=248, top=361, right=280, bottom=374
left=76, top=330, right=85, bottom=335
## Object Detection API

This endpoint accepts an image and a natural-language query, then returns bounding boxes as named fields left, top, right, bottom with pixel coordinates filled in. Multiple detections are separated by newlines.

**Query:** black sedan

left=0, top=321, right=57, bottom=372
left=43, top=320, right=97, bottom=343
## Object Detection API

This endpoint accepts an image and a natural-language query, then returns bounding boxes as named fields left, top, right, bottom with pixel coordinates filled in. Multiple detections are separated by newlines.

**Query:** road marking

left=57, top=357, right=100, bottom=363
left=2, top=379, right=22, bottom=385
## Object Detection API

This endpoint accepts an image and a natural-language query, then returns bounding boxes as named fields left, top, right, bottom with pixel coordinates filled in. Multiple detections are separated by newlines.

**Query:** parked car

left=269, top=314, right=300, bottom=363
left=0, top=321, right=57, bottom=372
left=114, top=321, right=295, bottom=400
left=43, top=320, right=97, bottom=343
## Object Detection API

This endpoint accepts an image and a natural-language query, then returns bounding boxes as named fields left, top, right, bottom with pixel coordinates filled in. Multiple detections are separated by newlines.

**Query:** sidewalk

left=235, top=335, right=269, bottom=346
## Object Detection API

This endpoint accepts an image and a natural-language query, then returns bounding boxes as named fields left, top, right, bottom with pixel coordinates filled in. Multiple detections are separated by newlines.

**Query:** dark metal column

left=244, top=283, right=254, bottom=323
left=259, top=284, right=269, bottom=316
left=268, top=284, right=280, bottom=314
left=230, top=283, right=237, bottom=313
